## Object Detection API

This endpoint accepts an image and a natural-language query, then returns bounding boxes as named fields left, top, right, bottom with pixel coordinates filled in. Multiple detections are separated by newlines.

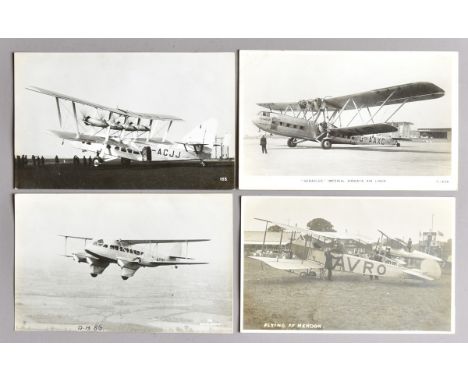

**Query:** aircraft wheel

left=287, top=138, right=297, bottom=147
left=93, top=158, right=100, bottom=167
left=90, top=273, right=98, bottom=278
left=121, top=276, right=129, bottom=281
left=321, top=139, right=332, bottom=149
left=396, top=142, right=401, bottom=147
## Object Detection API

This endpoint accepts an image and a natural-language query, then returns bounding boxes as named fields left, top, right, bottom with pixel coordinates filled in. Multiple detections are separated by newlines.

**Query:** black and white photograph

left=14, top=53, right=235, bottom=189
left=15, top=193, right=233, bottom=333
left=239, top=51, right=458, bottom=190
left=241, top=196, right=454, bottom=332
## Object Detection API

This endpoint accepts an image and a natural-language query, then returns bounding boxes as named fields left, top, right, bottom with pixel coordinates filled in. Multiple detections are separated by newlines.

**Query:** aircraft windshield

left=259, top=111, right=270, bottom=117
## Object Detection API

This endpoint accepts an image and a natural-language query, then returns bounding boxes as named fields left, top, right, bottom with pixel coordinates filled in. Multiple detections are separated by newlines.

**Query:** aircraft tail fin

left=180, top=118, right=218, bottom=151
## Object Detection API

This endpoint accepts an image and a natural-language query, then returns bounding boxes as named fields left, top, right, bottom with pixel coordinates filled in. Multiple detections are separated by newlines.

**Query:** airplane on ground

left=27, top=86, right=219, bottom=166
left=253, top=82, right=444, bottom=149
left=60, top=235, right=209, bottom=280
left=248, top=218, right=443, bottom=281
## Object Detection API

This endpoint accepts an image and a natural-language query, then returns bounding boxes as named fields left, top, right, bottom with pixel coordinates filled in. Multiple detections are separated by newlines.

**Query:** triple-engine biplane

left=27, top=86, right=218, bottom=166
left=61, top=235, right=209, bottom=280
left=249, top=218, right=443, bottom=281
left=253, top=82, right=445, bottom=149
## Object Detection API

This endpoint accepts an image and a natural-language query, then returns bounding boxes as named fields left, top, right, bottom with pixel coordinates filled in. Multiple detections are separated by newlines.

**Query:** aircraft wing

left=120, top=239, right=210, bottom=246
left=257, top=102, right=304, bottom=112
left=402, top=268, right=434, bottom=281
left=249, top=256, right=323, bottom=271
left=323, top=82, right=445, bottom=110
left=27, top=86, right=182, bottom=121
left=258, top=82, right=444, bottom=112
left=254, top=218, right=369, bottom=243
left=328, top=123, right=398, bottom=137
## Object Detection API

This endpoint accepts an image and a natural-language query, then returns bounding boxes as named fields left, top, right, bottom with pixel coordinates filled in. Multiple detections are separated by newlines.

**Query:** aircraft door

left=142, top=146, right=152, bottom=161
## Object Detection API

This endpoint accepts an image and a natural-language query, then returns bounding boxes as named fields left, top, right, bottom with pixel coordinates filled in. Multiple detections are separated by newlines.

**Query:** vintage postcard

left=15, top=194, right=233, bottom=333
left=15, top=53, right=235, bottom=189
left=239, top=51, right=458, bottom=190
left=241, top=196, right=455, bottom=332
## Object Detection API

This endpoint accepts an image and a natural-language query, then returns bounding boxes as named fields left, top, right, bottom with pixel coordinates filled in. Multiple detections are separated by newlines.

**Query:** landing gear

left=121, top=276, right=129, bottom=281
left=321, top=139, right=332, bottom=149
left=396, top=142, right=401, bottom=147
left=287, top=137, right=298, bottom=147
left=93, top=157, right=103, bottom=167
left=120, top=157, right=131, bottom=166
left=90, top=273, right=98, bottom=278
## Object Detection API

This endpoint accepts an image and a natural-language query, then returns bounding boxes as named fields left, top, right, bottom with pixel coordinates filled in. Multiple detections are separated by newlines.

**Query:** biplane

left=253, top=82, right=445, bottom=149
left=60, top=235, right=209, bottom=280
left=27, top=86, right=218, bottom=166
left=248, top=218, right=442, bottom=281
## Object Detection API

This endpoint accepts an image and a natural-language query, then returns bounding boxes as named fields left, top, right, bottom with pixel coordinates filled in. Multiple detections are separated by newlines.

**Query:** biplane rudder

left=182, top=118, right=218, bottom=149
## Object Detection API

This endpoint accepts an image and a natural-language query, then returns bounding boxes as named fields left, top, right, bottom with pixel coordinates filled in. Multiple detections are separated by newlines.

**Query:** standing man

left=260, top=134, right=268, bottom=154
left=407, top=238, right=413, bottom=252
left=324, top=247, right=339, bottom=281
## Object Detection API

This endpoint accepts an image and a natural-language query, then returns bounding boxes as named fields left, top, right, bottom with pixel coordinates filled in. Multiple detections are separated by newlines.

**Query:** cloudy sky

left=16, top=193, right=233, bottom=274
left=15, top=53, right=235, bottom=156
left=240, top=51, right=457, bottom=136
left=243, top=197, right=454, bottom=243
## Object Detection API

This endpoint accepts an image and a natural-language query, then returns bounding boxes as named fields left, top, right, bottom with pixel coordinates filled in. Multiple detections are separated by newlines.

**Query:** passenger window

left=115, top=147, right=120, bottom=151
left=103, top=244, right=108, bottom=248
left=121, top=148, right=127, bottom=152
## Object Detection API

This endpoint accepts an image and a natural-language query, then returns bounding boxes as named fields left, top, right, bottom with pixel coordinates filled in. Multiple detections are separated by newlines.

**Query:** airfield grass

left=243, top=257, right=452, bottom=331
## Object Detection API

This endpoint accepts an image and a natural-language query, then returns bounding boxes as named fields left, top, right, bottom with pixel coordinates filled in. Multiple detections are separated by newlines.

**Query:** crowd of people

left=15, top=155, right=95, bottom=167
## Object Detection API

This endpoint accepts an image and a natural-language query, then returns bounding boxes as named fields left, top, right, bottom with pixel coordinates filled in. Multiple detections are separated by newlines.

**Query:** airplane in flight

left=248, top=218, right=443, bottom=281
left=27, top=86, right=218, bottom=166
left=253, top=82, right=445, bottom=149
left=60, top=235, right=209, bottom=280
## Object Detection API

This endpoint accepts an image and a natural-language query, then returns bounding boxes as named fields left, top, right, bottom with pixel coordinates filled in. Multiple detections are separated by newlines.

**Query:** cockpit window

left=260, top=111, right=270, bottom=117
left=93, top=239, right=104, bottom=246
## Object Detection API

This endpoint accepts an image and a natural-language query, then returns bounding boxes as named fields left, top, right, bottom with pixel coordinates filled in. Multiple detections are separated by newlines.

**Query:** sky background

left=240, top=51, right=457, bottom=136
left=16, top=193, right=233, bottom=274
left=15, top=53, right=235, bottom=156
left=243, top=197, right=454, bottom=243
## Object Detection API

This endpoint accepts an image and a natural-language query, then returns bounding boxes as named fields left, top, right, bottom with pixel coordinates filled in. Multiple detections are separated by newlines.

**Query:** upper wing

left=258, top=82, right=444, bottom=112
left=249, top=256, right=323, bottom=271
left=59, top=234, right=93, bottom=241
left=120, top=239, right=210, bottom=246
left=327, top=123, right=397, bottom=137
left=254, top=218, right=368, bottom=243
left=323, top=82, right=445, bottom=110
left=27, top=86, right=182, bottom=121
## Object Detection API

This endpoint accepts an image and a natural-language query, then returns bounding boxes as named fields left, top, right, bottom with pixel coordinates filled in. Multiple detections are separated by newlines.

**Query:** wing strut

left=71, top=101, right=81, bottom=138
left=55, top=97, right=63, bottom=129
left=385, top=98, right=410, bottom=122
left=163, top=120, right=173, bottom=143
left=262, top=220, right=269, bottom=255
left=366, top=90, right=396, bottom=124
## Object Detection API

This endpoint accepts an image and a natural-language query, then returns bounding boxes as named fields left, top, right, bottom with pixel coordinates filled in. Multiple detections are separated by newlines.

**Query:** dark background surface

left=0, top=38, right=466, bottom=342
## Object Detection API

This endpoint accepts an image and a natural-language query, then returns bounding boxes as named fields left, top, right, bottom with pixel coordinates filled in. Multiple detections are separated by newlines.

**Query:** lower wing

left=249, top=256, right=323, bottom=271
left=328, top=123, right=397, bottom=137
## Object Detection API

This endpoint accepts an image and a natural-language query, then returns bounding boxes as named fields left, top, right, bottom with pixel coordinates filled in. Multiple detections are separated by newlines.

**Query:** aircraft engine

left=82, top=115, right=108, bottom=128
